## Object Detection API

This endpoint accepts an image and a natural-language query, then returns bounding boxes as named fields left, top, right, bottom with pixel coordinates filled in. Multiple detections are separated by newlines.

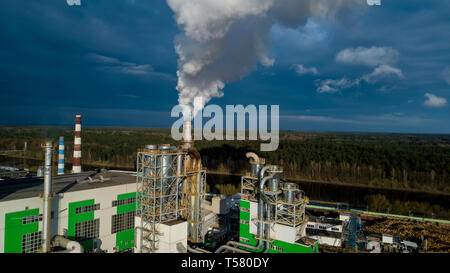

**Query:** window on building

left=75, top=219, right=100, bottom=241
left=111, top=211, right=136, bottom=234
left=112, top=197, right=136, bottom=207
left=22, top=231, right=42, bottom=253
left=22, top=214, right=43, bottom=225
left=239, top=219, right=249, bottom=225
left=270, top=245, right=284, bottom=252
left=75, top=204, right=100, bottom=214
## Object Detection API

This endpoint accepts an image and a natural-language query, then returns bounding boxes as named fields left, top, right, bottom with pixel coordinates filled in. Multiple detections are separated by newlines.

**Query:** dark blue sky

left=0, top=0, right=449, bottom=133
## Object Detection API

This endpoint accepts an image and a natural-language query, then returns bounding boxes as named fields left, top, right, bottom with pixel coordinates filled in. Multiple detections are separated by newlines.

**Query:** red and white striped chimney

left=72, top=114, right=82, bottom=173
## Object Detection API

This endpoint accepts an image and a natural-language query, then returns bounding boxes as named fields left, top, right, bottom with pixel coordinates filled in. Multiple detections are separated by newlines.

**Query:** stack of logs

left=364, top=218, right=450, bottom=252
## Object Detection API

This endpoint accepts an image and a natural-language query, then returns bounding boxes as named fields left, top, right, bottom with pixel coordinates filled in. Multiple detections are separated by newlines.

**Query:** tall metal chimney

left=57, top=136, right=64, bottom=175
left=42, top=141, right=53, bottom=253
left=72, top=115, right=82, bottom=173
left=182, top=121, right=193, bottom=149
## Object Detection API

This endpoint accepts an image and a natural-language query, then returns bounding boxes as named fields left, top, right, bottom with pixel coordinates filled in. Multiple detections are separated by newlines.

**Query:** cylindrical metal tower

left=182, top=121, right=193, bottom=149
left=42, top=141, right=53, bottom=253
left=72, top=114, right=82, bottom=173
left=57, top=136, right=64, bottom=175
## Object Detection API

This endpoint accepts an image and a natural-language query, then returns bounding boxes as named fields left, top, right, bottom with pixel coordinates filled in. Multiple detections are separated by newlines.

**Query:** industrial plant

left=0, top=115, right=448, bottom=253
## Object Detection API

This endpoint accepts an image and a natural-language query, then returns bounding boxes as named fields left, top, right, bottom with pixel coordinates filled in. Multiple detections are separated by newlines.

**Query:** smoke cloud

left=167, top=0, right=363, bottom=119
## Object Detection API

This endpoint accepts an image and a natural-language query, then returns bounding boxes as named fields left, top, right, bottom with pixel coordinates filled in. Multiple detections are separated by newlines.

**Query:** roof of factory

left=0, top=170, right=136, bottom=202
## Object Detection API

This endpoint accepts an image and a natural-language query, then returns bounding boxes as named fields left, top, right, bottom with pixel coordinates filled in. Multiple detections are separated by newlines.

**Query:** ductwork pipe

left=258, top=166, right=274, bottom=253
left=219, top=166, right=273, bottom=253
left=51, top=235, right=84, bottom=253
left=215, top=244, right=250, bottom=253
left=245, top=152, right=260, bottom=163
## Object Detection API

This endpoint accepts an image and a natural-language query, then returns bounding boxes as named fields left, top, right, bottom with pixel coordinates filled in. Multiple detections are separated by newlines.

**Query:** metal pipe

left=221, top=241, right=263, bottom=253
left=222, top=166, right=273, bottom=253
left=51, top=235, right=83, bottom=253
left=188, top=246, right=211, bottom=253
left=215, top=245, right=250, bottom=253
left=245, top=152, right=260, bottom=163
left=258, top=166, right=274, bottom=253
left=42, top=141, right=53, bottom=253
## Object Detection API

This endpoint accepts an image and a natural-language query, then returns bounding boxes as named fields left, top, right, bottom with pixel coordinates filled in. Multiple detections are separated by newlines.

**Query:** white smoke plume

left=167, top=0, right=363, bottom=119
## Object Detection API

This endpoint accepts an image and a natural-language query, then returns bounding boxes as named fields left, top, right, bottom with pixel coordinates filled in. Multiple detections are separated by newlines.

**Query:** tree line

left=1, top=127, right=449, bottom=195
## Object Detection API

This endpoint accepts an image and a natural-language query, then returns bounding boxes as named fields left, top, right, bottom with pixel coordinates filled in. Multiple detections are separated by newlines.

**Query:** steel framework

left=135, top=146, right=206, bottom=252
left=240, top=167, right=309, bottom=241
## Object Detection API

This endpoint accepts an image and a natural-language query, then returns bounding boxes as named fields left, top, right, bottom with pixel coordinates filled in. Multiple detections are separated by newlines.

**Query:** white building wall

left=273, top=223, right=297, bottom=244
left=309, top=235, right=342, bottom=247
left=382, top=234, right=394, bottom=244
left=157, top=221, right=188, bottom=253
left=0, top=197, right=44, bottom=253
left=0, top=181, right=136, bottom=253
left=306, top=221, right=343, bottom=233
left=339, top=213, right=351, bottom=222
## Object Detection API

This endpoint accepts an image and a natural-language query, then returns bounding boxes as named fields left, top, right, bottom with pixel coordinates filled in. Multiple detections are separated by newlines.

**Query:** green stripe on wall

left=4, top=208, right=40, bottom=253
left=238, top=200, right=319, bottom=253
left=68, top=199, right=95, bottom=252
left=115, top=192, right=137, bottom=251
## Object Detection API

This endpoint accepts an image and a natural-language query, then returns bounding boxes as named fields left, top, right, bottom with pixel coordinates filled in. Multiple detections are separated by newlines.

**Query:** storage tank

left=267, top=165, right=281, bottom=192
left=281, top=182, right=299, bottom=203
left=158, top=145, right=177, bottom=197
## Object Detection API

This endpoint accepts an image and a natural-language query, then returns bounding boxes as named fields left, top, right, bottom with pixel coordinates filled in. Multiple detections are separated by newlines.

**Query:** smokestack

left=72, top=115, right=82, bottom=173
left=57, top=136, right=64, bottom=175
left=42, top=141, right=53, bottom=253
left=182, top=121, right=193, bottom=149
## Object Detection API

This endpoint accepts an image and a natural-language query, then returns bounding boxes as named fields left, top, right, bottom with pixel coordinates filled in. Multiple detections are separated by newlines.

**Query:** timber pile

left=364, top=218, right=450, bottom=252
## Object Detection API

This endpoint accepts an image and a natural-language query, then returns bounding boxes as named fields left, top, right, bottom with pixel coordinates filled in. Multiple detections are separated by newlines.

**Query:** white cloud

left=316, top=46, right=403, bottom=93
left=316, top=65, right=403, bottom=92
left=335, top=46, right=399, bottom=67
left=88, top=53, right=121, bottom=64
left=362, top=64, right=404, bottom=83
left=87, top=53, right=156, bottom=76
left=283, top=115, right=359, bottom=124
left=424, top=93, right=447, bottom=108
left=316, top=77, right=359, bottom=93
left=295, top=64, right=319, bottom=75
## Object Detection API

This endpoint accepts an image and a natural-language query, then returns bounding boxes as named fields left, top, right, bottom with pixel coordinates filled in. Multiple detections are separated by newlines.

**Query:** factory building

left=0, top=115, right=323, bottom=254
left=238, top=153, right=319, bottom=253
left=305, top=216, right=345, bottom=247
left=0, top=116, right=212, bottom=253
left=0, top=171, right=137, bottom=253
